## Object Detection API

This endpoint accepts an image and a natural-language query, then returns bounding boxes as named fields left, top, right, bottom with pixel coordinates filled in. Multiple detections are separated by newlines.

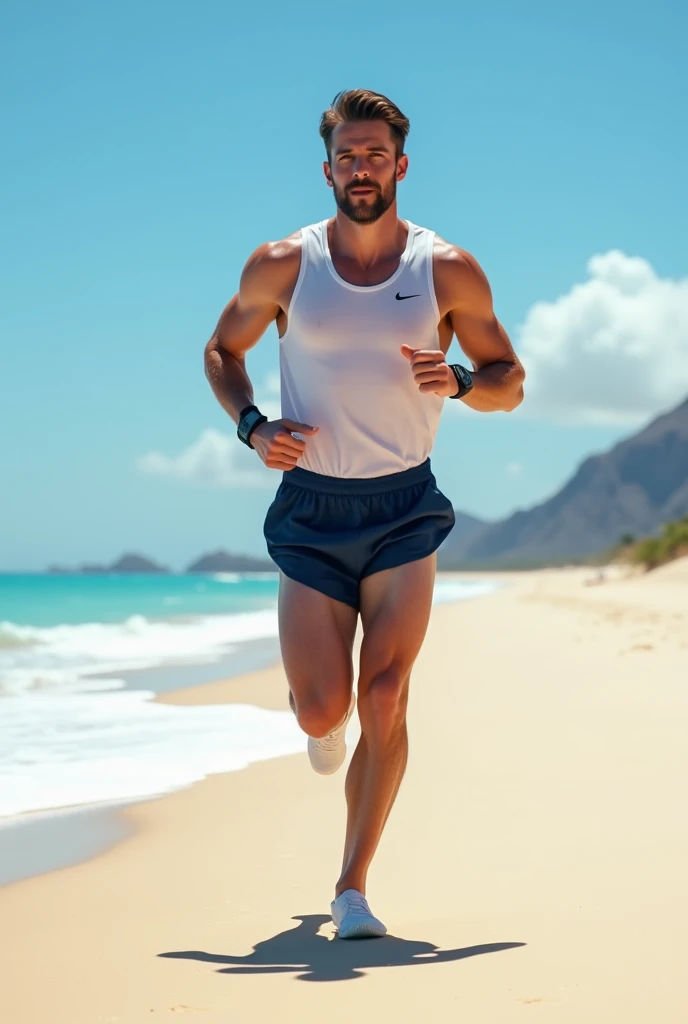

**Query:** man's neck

left=328, top=205, right=407, bottom=271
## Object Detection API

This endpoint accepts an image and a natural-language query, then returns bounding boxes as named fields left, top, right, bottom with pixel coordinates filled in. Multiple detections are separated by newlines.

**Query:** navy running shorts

left=263, top=458, right=455, bottom=610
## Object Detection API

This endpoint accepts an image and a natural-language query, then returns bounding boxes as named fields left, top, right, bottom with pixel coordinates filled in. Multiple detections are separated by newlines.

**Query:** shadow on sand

left=159, top=913, right=526, bottom=982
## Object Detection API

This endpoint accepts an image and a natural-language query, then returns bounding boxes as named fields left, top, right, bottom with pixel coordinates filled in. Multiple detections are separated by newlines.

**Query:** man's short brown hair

left=319, top=89, right=410, bottom=161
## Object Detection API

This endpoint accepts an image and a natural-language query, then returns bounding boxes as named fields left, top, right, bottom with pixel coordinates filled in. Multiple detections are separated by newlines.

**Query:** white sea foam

left=0, top=688, right=305, bottom=818
left=432, top=578, right=501, bottom=605
left=213, top=572, right=278, bottom=583
left=0, top=609, right=279, bottom=696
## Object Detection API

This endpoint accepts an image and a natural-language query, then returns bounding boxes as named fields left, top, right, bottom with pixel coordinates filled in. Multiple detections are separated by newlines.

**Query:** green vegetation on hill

left=613, top=516, right=688, bottom=571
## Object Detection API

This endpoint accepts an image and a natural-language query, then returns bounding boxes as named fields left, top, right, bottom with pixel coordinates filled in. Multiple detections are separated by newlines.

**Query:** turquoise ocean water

left=0, top=572, right=280, bottom=628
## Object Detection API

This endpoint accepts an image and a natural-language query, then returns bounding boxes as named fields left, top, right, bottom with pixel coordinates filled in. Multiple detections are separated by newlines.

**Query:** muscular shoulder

left=431, top=234, right=493, bottom=317
left=241, top=230, right=302, bottom=307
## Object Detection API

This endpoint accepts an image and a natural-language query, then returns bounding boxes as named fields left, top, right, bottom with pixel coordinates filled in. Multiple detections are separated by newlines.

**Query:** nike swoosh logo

left=395, top=292, right=421, bottom=300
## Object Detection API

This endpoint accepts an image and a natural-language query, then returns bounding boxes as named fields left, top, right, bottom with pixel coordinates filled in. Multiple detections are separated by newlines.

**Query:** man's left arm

left=445, top=249, right=525, bottom=412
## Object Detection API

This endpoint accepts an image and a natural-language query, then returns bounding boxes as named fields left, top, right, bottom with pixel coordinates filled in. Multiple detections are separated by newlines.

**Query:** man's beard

left=333, top=176, right=396, bottom=224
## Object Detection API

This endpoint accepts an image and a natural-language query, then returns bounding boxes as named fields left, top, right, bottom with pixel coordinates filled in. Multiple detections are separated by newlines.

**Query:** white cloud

left=515, top=251, right=688, bottom=426
left=137, top=428, right=277, bottom=488
left=137, top=376, right=282, bottom=489
left=258, top=372, right=281, bottom=421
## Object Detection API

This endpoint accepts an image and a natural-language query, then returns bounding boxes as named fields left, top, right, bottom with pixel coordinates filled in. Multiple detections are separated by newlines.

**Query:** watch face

left=239, top=409, right=261, bottom=441
left=458, top=366, right=472, bottom=386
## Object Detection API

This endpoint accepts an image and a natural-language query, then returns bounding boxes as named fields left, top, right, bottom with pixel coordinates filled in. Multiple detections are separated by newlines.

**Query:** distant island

left=47, top=553, right=171, bottom=574
left=46, top=549, right=275, bottom=574
left=186, top=550, right=275, bottom=573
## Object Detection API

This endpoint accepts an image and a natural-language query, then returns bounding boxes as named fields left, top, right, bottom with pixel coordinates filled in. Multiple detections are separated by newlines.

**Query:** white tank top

left=279, top=218, right=443, bottom=478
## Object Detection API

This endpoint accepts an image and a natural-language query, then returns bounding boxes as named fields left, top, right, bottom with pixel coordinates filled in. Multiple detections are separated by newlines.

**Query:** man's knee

left=292, top=690, right=352, bottom=738
left=358, top=665, right=409, bottom=735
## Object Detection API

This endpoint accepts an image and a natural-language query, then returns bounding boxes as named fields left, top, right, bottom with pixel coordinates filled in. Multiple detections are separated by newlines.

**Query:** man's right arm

left=204, top=239, right=318, bottom=470
left=204, top=241, right=285, bottom=424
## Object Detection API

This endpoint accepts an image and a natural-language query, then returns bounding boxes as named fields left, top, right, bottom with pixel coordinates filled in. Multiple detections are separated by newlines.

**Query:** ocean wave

left=0, top=689, right=306, bottom=819
left=0, top=623, right=40, bottom=650
left=431, top=578, right=501, bottom=605
left=213, top=572, right=279, bottom=583
left=0, top=609, right=279, bottom=697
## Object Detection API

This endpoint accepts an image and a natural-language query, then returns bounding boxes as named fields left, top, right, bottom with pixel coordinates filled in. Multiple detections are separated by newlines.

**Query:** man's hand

left=400, top=345, right=459, bottom=398
left=250, top=418, right=319, bottom=471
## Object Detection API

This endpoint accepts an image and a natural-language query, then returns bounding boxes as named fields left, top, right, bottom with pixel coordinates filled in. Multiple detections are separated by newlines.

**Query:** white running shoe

left=331, top=889, right=387, bottom=939
left=307, top=691, right=356, bottom=775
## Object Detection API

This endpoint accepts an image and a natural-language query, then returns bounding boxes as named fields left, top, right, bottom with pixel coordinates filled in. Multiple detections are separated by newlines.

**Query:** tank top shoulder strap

left=383, top=219, right=435, bottom=280
left=403, top=220, right=434, bottom=265
left=298, top=220, right=327, bottom=269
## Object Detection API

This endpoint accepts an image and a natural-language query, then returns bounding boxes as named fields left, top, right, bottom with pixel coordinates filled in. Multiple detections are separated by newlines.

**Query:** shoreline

left=0, top=573, right=509, bottom=887
left=0, top=638, right=284, bottom=888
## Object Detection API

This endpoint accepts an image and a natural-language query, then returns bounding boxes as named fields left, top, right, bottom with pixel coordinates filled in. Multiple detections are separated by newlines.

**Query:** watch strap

left=448, top=364, right=473, bottom=400
left=237, top=406, right=268, bottom=448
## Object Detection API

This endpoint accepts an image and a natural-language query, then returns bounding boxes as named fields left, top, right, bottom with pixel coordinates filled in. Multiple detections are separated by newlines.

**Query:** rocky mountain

left=435, top=510, right=490, bottom=568
left=186, top=549, right=276, bottom=573
left=47, top=553, right=170, bottom=573
left=439, top=395, right=688, bottom=568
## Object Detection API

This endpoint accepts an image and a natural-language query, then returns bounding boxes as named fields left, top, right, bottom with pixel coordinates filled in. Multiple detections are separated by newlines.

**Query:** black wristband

left=237, top=405, right=268, bottom=448
left=448, top=364, right=474, bottom=399
left=238, top=405, right=258, bottom=419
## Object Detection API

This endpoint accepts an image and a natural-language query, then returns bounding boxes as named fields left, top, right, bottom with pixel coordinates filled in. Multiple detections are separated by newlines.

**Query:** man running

left=204, top=89, right=525, bottom=939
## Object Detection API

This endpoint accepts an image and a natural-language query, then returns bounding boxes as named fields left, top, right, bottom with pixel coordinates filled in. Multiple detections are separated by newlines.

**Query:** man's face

left=325, top=120, right=408, bottom=224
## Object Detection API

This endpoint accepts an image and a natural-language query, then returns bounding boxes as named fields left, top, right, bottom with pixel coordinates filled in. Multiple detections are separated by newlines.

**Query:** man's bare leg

left=278, top=573, right=358, bottom=741
left=335, top=553, right=436, bottom=897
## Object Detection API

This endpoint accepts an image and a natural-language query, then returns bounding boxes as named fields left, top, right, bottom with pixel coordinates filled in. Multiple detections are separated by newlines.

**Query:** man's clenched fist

left=250, top=418, right=318, bottom=471
left=400, top=345, right=459, bottom=398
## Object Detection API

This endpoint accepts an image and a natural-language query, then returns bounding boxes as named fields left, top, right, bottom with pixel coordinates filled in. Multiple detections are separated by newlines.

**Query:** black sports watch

left=237, top=405, right=268, bottom=448
left=448, top=364, right=474, bottom=400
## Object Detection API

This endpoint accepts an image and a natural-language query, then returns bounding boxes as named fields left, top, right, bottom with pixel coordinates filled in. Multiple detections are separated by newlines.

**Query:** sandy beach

left=1, top=563, right=687, bottom=1023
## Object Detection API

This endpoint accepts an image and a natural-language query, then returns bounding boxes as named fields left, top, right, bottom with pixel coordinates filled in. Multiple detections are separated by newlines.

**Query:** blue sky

left=2, top=0, right=686, bottom=571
